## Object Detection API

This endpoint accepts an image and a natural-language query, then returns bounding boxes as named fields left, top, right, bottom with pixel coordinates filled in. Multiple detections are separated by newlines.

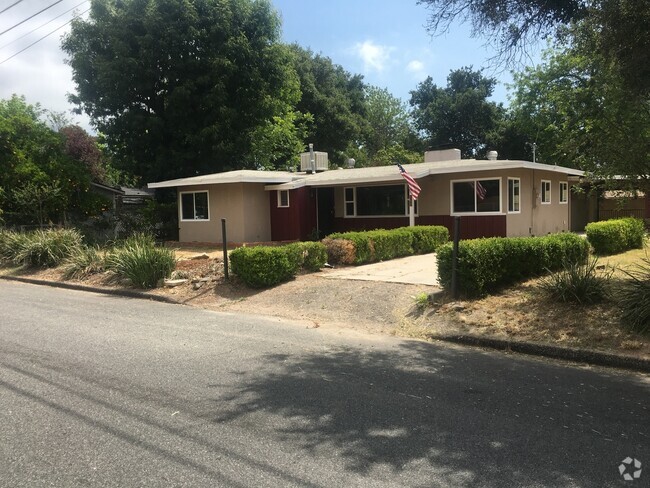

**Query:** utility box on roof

left=300, top=151, right=329, bottom=172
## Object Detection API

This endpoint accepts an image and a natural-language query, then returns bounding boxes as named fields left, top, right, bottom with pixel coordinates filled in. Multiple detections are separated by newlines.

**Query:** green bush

left=3, top=228, right=83, bottom=267
left=230, top=246, right=295, bottom=288
left=398, top=225, right=449, bottom=254
left=617, top=257, right=650, bottom=334
left=326, top=225, right=448, bottom=265
left=62, top=245, right=105, bottom=280
left=231, top=242, right=327, bottom=288
left=105, top=233, right=175, bottom=288
left=437, top=233, right=589, bottom=297
left=538, top=258, right=611, bottom=305
left=585, top=217, right=645, bottom=255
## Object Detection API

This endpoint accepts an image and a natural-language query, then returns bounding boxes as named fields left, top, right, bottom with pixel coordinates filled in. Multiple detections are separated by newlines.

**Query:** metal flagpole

left=409, top=198, right=415, bottom=227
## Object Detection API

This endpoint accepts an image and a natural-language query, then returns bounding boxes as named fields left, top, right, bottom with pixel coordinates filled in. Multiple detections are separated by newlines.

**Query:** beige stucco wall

left=178, top=183, right=271, bottom=243
left=331, top=168, right=571, bottom=236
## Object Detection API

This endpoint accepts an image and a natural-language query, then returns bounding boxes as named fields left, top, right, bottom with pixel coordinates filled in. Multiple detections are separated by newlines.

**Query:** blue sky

left=0, top=0, right=539, bottom=130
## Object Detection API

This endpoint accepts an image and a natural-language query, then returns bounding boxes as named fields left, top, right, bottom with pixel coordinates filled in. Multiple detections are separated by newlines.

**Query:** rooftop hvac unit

left=300, top=151, right=329, bottom=173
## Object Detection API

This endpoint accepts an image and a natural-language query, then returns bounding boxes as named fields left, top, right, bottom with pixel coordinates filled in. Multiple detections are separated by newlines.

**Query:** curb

left=434, top=334, right=650, bottom=374
left=3, top=275, right=648, bottom=374
left=0, top=275, right=180, bottom=305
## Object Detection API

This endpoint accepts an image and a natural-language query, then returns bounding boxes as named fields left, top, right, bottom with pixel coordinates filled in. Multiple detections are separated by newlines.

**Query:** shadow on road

left=212, top=340, right=649, bottom=487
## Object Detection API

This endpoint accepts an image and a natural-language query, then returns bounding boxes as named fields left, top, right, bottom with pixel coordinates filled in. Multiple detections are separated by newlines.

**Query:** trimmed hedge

left=585, top=217, right=645, bottom=255
left=437, top=233, right=589, bottom=297
left=230, top=241, right=327, bottom=288
left=325, top=225, right=449, bottom=265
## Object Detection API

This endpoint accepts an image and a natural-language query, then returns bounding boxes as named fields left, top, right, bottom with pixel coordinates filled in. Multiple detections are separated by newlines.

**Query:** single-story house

left=148, top=149, right=585, bottom=244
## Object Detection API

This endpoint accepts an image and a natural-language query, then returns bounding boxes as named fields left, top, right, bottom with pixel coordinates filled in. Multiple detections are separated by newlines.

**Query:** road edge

left=3, top=274, right=648, bottom=374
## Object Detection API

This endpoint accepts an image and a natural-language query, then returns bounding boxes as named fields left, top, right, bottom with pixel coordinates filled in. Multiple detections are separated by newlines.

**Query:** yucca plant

left=0, top=230, right=27, bottom=264
left=106, top=233, right=175, bottom=288
left=538, top=257, right=612, bottom=305
left=13, top=228, right=82, bottom=267
left=617, top=257, right=650, bottom=334
left=62, top=245, right=105, bottom=280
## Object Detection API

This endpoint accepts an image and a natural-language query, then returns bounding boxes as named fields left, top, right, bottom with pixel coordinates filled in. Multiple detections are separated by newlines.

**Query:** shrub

left=326, top=225, right=448, bottom=265
left=295, top=242, right=328, bottom=271
left=62, top=245, right=105, bottom=280
left=230, top=246, right=295, bottom=288
left=538, top=258, right=611, bottom=305
left=437, top=233, right=589, bottom=297
left=0, top=230, right=28, bottom=264
left=10, top=228, right=83, bottom=267
left=585, top=217, right=645, bottom=255
left=398, top=225, right=449, bottom=254
left=617, top=257, right=650, bottom=334
left=105, top=233, right=175, bottom=288
left=322, top=238, right=356, bottom=265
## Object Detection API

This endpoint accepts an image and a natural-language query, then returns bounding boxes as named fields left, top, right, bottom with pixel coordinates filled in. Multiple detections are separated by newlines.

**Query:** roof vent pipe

left=346, top=158, right=355, bottom=169
left=487, top=150, right=498, bottom=161
left=309, top=143, right=315, bottom=174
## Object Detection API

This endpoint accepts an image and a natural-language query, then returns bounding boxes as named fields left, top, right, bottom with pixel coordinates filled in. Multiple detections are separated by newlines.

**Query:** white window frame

left=559, top=181, right=568, bottom=204
left=179, top=191, right=210, bottom=221
left=450, top=178, right=502, bottom=215
left=508, top=177, right=521, bottom=214
left=343, top=185, right=417, bottom=218
left=277, top=190, right=290, bottom=208
left=344, top=187, right=356, bottom=217
left=541, top=180, right=551, bottom=204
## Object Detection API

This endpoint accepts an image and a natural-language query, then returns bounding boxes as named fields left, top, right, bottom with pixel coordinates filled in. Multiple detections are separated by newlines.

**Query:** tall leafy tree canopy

left=418, top=0, right=649, bottom=97
left=62, top=0, right=301, bottom=183
left=289, top=45, right=367, bottom=166
left=409, top=67, right=504, bottom=158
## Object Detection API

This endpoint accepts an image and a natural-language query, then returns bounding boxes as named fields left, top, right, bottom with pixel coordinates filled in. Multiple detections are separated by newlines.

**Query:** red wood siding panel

left=270, top=187, right=317, bottom=241
left=331, top=215, right=506, bottom=239
left=646, top=195, right=650, bottom=218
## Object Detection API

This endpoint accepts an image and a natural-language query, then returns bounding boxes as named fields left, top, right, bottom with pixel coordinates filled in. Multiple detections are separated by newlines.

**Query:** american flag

left=397, top=163, right=421, bottom=200
left=475, top=181, right=487, bottom=200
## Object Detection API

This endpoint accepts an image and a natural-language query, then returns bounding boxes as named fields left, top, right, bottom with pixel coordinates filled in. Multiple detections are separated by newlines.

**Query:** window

left=277, top=190, right=289, bottom=208
left=559, top=182, right=568, bottom=204
left=508, top=178, right=520, bottom=213
left=541, top=180, right=551, bottom=204
left=344, top=185, right=413, bottom=217
left=180, top=191, right=209, bottom=221
left=344, top=187, right=355, bottom=216
left=451, top=179, right=501, bottom=214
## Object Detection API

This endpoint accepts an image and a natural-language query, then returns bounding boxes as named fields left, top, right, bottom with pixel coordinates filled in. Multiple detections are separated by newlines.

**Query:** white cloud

left=406, top=59, right=428, bottom=81
left=352, top=40, right=394, bottom=73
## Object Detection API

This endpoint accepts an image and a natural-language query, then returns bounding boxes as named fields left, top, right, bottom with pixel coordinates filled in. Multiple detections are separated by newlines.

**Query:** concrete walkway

left=322, top=253, right=439, bottom=287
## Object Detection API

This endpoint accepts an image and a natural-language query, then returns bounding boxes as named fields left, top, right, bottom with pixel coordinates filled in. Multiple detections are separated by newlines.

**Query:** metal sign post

left=221, top=218, right=229, bottom=280
left=451, top=216, right=460, bottom=299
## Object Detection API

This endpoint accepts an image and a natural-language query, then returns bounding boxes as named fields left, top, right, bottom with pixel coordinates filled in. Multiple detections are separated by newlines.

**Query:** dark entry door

left=317, top=188, right=335, bottom=238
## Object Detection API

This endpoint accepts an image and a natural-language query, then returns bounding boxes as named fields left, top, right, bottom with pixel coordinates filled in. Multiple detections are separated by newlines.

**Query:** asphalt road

left=0, top=281, right=648, bottom=487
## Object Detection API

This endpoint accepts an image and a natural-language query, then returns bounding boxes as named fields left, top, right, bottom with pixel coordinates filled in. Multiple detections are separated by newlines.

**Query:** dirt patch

left=3, top=247, right=649, bottom=362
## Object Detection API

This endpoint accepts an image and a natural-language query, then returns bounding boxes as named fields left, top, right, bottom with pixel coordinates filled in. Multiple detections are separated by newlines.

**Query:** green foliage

left=105, top=233, right=175, bottom=288
left=437, top=233, right=589, bottom=297
left=409, top=67, right=504, bottom=158
left=585, top=218, right=645, bottom=255
left=63, top=0, right=302, bottom=182
left=1, top=228, right=83, bottom=268
left=62, top=245, right=105, bottom=279
left=230, top=241, right=327, bottom=288
left=539, top=258, right=612, bottom=305
left=327, top=225, right=449, bottom=264
left=413, top=292, right=430, bottom=310
left=12, top=182, right=64, bottom=227
left=617, top=256, right=650, bottom=334
left=284, top=241, right=328, bottom=272
left=230, top=246, right=296, bottom=288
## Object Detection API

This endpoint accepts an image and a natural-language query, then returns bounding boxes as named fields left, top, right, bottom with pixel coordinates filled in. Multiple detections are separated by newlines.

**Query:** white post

left=409, top=199, right=415, bottom=227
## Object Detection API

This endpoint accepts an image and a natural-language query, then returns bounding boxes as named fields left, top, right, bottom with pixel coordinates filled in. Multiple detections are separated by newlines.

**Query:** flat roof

left=149, top=160, right=584, bottom=190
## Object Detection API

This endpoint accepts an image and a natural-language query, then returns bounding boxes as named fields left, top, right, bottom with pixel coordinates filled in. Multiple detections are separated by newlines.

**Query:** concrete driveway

left=322, top=253, right=439, bottom=287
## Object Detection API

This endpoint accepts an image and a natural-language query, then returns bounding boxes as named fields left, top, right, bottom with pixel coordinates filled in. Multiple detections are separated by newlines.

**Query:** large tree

left=409, top=67, right=504, bottom=158
left=418, top=0, right=650, bottom=96
left=289, top=45, right=367, bottom=166
left=62, top=0, right=301, bottom=183
left=509, top=40, right=650, bottom=182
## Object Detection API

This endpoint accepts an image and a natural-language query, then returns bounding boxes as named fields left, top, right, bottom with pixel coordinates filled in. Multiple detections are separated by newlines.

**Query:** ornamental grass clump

left=62, top=245, right=105, bottom=280
left=538, top=258, right=612, bottom=305
left=106, top=233, right=175, bottom=288
left=617, top=257, right=650, bottom=334
left=12, top=228, right=82, bottom=267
